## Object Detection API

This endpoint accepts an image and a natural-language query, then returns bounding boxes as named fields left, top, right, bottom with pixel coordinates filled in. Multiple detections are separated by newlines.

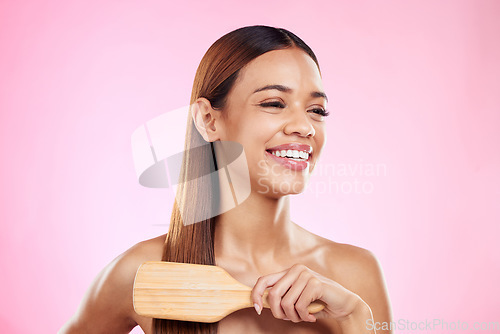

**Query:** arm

left=250, top=263, right=376, bottom=334
left=348, top=248, right=393, bottom=334
left=58, top=243, right=149, bottom=334
left=330, top=246, right=392, bottom=333
left=250, top=247, right=392, bottom=334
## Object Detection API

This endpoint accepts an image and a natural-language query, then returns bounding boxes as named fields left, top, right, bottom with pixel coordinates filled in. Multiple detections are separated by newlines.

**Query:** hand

left=251, top=263, right=366, bottom=323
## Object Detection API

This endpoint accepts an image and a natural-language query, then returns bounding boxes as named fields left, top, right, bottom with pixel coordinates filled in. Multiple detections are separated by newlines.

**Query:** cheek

left=241, top=119, right=276, bottom=150
left=315, top=126, right=327, bottom=148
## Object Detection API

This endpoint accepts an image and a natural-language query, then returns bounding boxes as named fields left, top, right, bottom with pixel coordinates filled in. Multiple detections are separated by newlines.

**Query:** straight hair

left=152, top=25, right=320, bottom=334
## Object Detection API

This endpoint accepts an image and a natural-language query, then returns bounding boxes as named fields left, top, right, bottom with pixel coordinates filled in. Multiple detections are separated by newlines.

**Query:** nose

left=283, top=107, right=315, bottom=138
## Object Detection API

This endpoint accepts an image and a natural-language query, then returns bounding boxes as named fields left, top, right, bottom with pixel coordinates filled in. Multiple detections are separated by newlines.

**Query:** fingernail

left=254, top=303, right=261, bottom=315
left=283, top=318, right=291, bottom=321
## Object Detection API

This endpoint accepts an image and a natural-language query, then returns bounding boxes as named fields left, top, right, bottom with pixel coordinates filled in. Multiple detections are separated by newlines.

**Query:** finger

left=295, top=277, right=323, bottom=322
left=251, top=270, right=287, bottom=314
left=280, top=271, right=312, bottom=322
left=266, top=264, right=309, bottom=319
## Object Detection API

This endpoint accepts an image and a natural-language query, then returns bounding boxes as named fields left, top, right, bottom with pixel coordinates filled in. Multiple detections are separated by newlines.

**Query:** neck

left=214, top=192, right=295, bottom=270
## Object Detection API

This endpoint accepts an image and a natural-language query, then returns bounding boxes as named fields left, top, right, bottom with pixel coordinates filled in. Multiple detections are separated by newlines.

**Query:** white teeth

left=268, top=149, right=310, bottom=160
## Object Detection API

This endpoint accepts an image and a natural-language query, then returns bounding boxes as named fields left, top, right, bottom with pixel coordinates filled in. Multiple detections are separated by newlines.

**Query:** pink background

left=1, top=1, right=499, bottom=333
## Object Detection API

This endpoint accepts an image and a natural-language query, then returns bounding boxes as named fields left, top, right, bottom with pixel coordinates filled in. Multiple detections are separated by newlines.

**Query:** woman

left=60, top=25, right=392, bottom=334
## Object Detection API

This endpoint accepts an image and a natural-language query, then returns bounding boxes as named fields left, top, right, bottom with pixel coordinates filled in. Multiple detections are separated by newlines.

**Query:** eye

left=259, top=101, right=286, bottom=108
left=308, top=108, right=330, bottom=117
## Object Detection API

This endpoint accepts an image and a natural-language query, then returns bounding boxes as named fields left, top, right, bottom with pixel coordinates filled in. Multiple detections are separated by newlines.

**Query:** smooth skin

left=59, top=48, right=392, bottom=333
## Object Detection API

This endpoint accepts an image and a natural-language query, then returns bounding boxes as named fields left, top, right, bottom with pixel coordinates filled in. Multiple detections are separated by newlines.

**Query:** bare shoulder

left=293, top=223, right=380, bottom=276
left=316, top=237, right=393, bottom=332
left=323, top=240, right=383, bottom=284
left=292, top=224, right=384, bottom=288
left=123, top=233, right=167, bottom=264
left=59, top=234, right=166, bottom=334
left=292, top=224, right=392, bottom=330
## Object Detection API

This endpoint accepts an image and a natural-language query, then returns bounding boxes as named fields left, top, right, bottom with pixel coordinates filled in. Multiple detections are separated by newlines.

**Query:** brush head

left=133, top=261, right=253, bottom=322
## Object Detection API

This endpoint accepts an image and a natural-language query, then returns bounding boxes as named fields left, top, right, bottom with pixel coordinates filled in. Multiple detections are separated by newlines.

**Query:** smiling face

left=216, top=47, right=328, bottom=197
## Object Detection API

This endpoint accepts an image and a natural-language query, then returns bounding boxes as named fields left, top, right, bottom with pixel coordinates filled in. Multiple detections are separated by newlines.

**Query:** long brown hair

left=152, top=25, right=320, bottom=334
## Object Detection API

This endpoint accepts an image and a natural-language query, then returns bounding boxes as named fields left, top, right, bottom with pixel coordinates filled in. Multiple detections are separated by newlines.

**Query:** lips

left=265, top=143, right=313, bottom=171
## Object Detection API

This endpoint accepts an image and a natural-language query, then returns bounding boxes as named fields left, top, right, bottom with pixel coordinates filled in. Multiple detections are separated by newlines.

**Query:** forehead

left=232, top=48, right=323, bottom=97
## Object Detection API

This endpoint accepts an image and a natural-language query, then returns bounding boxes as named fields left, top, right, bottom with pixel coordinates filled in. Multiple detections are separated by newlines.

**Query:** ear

left=191, top=98, right=223, bottom=142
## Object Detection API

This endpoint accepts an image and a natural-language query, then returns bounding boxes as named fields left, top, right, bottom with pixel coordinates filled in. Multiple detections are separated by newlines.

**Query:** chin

left=255, top=177, right=308, bottom=197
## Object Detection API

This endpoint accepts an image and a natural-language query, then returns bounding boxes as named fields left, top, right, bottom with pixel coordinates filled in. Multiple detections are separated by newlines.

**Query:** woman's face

left=218, top=47, right=328, bottom=197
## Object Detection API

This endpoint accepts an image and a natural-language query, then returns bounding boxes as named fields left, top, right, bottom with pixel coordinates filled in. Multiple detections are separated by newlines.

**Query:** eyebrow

left=252, top=84, right=328, bottom=102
